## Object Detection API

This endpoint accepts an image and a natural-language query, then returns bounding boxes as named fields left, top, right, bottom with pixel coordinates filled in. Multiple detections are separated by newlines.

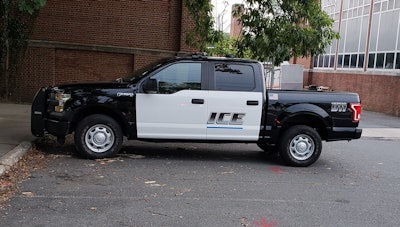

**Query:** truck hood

left=57, top=81, right=130, bottom=90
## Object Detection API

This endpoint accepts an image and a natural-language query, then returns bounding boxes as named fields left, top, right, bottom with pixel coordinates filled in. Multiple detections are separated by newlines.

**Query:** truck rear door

left=206, top=62, right=263, bottom=141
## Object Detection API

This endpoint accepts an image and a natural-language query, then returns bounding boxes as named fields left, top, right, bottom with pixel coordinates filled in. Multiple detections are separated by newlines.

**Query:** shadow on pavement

left=35, top=136, right=285, bottom=166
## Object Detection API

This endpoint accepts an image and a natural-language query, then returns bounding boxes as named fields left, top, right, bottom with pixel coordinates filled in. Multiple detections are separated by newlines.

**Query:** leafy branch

left=183, top=0, right=220, bottom=51
left=0, top=0, right=46, bottom=100
left=235, top=0, right=339, bottom=65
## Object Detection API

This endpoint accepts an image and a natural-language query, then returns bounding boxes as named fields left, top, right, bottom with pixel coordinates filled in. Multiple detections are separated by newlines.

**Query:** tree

left=207, top=32, right=252, bottom=58
left=207, top=2, right=251, bottom=58
left=0, top=0, right=46, bottom=100
left=234, top=0, right=338, bottom=65
left=183, top=0, right=215, bottom=51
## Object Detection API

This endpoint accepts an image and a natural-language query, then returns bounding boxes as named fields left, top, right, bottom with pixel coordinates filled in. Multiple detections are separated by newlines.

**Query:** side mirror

left=142, top=78, right=159, bottom=93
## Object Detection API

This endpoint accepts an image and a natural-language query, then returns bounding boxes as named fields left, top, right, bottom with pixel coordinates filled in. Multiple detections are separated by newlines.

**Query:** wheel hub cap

left=296, top=141, right=308, bottom=153
left=289, top=134, right=315, bottom=161
left=93, top=131, right=107, bottom=145
left=85, top=124, right=115, bottom=153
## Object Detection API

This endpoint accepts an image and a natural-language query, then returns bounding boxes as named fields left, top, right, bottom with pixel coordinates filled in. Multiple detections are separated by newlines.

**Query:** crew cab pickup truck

left=31, top=54, right=362, bottom=167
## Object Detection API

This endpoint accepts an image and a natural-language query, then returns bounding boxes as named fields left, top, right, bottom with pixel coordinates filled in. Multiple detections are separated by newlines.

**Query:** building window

left=330, top=55, right=335, bottom=67
left=318, top=56, right=323, bottom=67
left=317, top=0, right=400, bottom=72
left=386, top=53, right=395, bottom=69
left=376, top=53, right=384, bottom=68
left=358, top=54, right=365, bottom=68
left=324, top=55, right=330, bottom=67
left=344, top=54, right=350, bottom=68
left=351, top=54, right=357, bottom=68
left=368, top=53, right=375, bottom=68
left=313, top=56, right=318, bottom=68
left=338, top=55, right=343, bottom=68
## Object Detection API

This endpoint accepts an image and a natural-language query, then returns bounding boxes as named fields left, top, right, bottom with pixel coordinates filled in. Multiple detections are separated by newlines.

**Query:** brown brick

left=306, top=71, right=400, bottom=117
left=54, top=49, right=133, bottom=84
left=12, top=0, right=198, bottom=102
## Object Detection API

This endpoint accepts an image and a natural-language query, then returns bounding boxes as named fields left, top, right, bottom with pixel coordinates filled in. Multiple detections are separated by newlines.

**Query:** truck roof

left=176, top=53, right=259, bottom=64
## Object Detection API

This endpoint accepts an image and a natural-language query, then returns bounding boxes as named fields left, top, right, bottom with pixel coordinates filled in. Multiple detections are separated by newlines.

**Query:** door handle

left=192, top=99, right=204, bottom=104
left=247, top=100, right=259, bottom=106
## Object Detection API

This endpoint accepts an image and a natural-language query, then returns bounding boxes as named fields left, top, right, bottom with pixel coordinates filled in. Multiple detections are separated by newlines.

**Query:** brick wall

left=15, top=47, right=55, bottom=102
left=54, top=50, right=133, bottom=84
left=291, top=56, right=312, bottom=69
left=32, top=0, right=183, bottom=51
left=230, top=4, right=243, bottom=38
left=304, top=71, right=400, bottom=116
left=134, top=55, right=166, bottom=71
left=11, top=0, right=197, bottom=102
left=179, top=2, right=197, bottom=53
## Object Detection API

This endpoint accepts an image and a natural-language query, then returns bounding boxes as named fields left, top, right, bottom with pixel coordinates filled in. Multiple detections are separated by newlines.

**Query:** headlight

left=54, top=91, right=71, bottom=112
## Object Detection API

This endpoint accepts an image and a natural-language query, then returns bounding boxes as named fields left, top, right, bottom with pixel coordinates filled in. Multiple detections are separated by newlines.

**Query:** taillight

left=350, top=103, right=362, bottom=122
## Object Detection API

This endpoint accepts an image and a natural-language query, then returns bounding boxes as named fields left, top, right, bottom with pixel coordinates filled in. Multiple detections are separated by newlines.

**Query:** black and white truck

left=31, top=54, right=362, bottom=167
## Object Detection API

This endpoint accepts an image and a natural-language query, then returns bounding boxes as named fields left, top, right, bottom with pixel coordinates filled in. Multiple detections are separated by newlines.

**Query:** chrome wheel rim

left=85, top=124, right=115, bottom=153
left=289, top=134, right=314, bottom=161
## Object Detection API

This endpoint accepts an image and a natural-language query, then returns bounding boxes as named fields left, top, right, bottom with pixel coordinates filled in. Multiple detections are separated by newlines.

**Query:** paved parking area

left=0, top=104, right=399, bottom=226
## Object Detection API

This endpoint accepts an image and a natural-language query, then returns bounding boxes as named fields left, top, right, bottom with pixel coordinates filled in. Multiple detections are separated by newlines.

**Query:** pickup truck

left=31, top=54, right=362, bottom=167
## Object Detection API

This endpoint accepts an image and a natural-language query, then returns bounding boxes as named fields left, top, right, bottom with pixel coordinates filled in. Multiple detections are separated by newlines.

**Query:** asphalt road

left=1, top=136, right=399, bottom=227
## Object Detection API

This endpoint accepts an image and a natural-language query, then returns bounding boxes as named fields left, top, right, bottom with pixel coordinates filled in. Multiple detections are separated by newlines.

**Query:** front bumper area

left=31, top=87, right=71, bottom=138
left=32, top=116, right=70, bottom=138
left=31, top=88, right=47, bottom=137
left=45, top=119, right=70, bottom=137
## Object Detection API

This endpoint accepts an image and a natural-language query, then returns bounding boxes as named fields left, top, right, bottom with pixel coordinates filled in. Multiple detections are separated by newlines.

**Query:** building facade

left=230, top=4, right=243, bottom=38
left=306, top=0, right=400, bottom=116
left=229, top=1, right=399, bottom=116
left=14, top=0, right=195, bottom=102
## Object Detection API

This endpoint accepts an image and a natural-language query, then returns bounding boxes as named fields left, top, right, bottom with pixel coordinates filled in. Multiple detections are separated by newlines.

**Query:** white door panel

left=206, top=91, right=262, bottom=141
left=136, top=90, right=208, bottom=139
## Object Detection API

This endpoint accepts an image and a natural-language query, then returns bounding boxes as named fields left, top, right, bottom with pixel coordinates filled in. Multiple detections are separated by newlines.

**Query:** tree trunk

left=4, top=38, right=9, bottom=99
left=1, top=0, right=10, bottom=99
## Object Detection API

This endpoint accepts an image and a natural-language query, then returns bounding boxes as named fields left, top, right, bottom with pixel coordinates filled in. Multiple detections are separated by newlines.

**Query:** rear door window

left=214, top=63, right=255, bottom=91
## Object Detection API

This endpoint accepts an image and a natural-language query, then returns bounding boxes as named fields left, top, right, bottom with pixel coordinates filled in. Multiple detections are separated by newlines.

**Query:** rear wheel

left=74, top=114, right=123, bottom=159
left=279, top=125, right=322, bottom=167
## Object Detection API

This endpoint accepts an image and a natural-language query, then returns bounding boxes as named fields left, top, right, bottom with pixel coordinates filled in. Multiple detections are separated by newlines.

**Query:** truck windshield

left=129, top=58, right=171, bottom=83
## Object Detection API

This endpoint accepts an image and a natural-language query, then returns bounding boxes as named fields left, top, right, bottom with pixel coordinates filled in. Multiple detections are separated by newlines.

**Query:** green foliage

left=182, top=1, right=249, bottom=58
left=17, top=0, right=46, bottom=15
left=236, top=0, right=339, bottom=65
left=0, top=0, right=46, bottom=99
left=183, top=0, right=215, bottom=51
left=207, top=33, right=251, bottom=58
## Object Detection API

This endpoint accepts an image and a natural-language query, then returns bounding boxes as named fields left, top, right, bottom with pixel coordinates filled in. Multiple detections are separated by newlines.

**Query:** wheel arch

left=69, top=106, right=129, bottom=137
left=277, top=104, right=331, bottom=140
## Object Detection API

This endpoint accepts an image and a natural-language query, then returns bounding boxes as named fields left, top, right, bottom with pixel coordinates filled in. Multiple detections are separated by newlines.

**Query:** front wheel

left=74, top=114, right=123, bottom=159
left=279, top=125, right=322, bottom=167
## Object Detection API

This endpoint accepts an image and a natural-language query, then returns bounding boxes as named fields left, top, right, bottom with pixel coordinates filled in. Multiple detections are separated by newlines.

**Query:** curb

left=0, top=141, right=32, bottom=176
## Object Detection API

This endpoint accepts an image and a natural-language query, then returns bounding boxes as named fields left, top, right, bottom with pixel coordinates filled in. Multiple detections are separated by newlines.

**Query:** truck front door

left=136, top=62, right=208, bottom=139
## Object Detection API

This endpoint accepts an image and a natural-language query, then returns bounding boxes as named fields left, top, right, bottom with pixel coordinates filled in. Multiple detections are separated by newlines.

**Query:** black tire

left=74, top=114, right=123, bottom=159
left=279, top=125, right=322, bottom=167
